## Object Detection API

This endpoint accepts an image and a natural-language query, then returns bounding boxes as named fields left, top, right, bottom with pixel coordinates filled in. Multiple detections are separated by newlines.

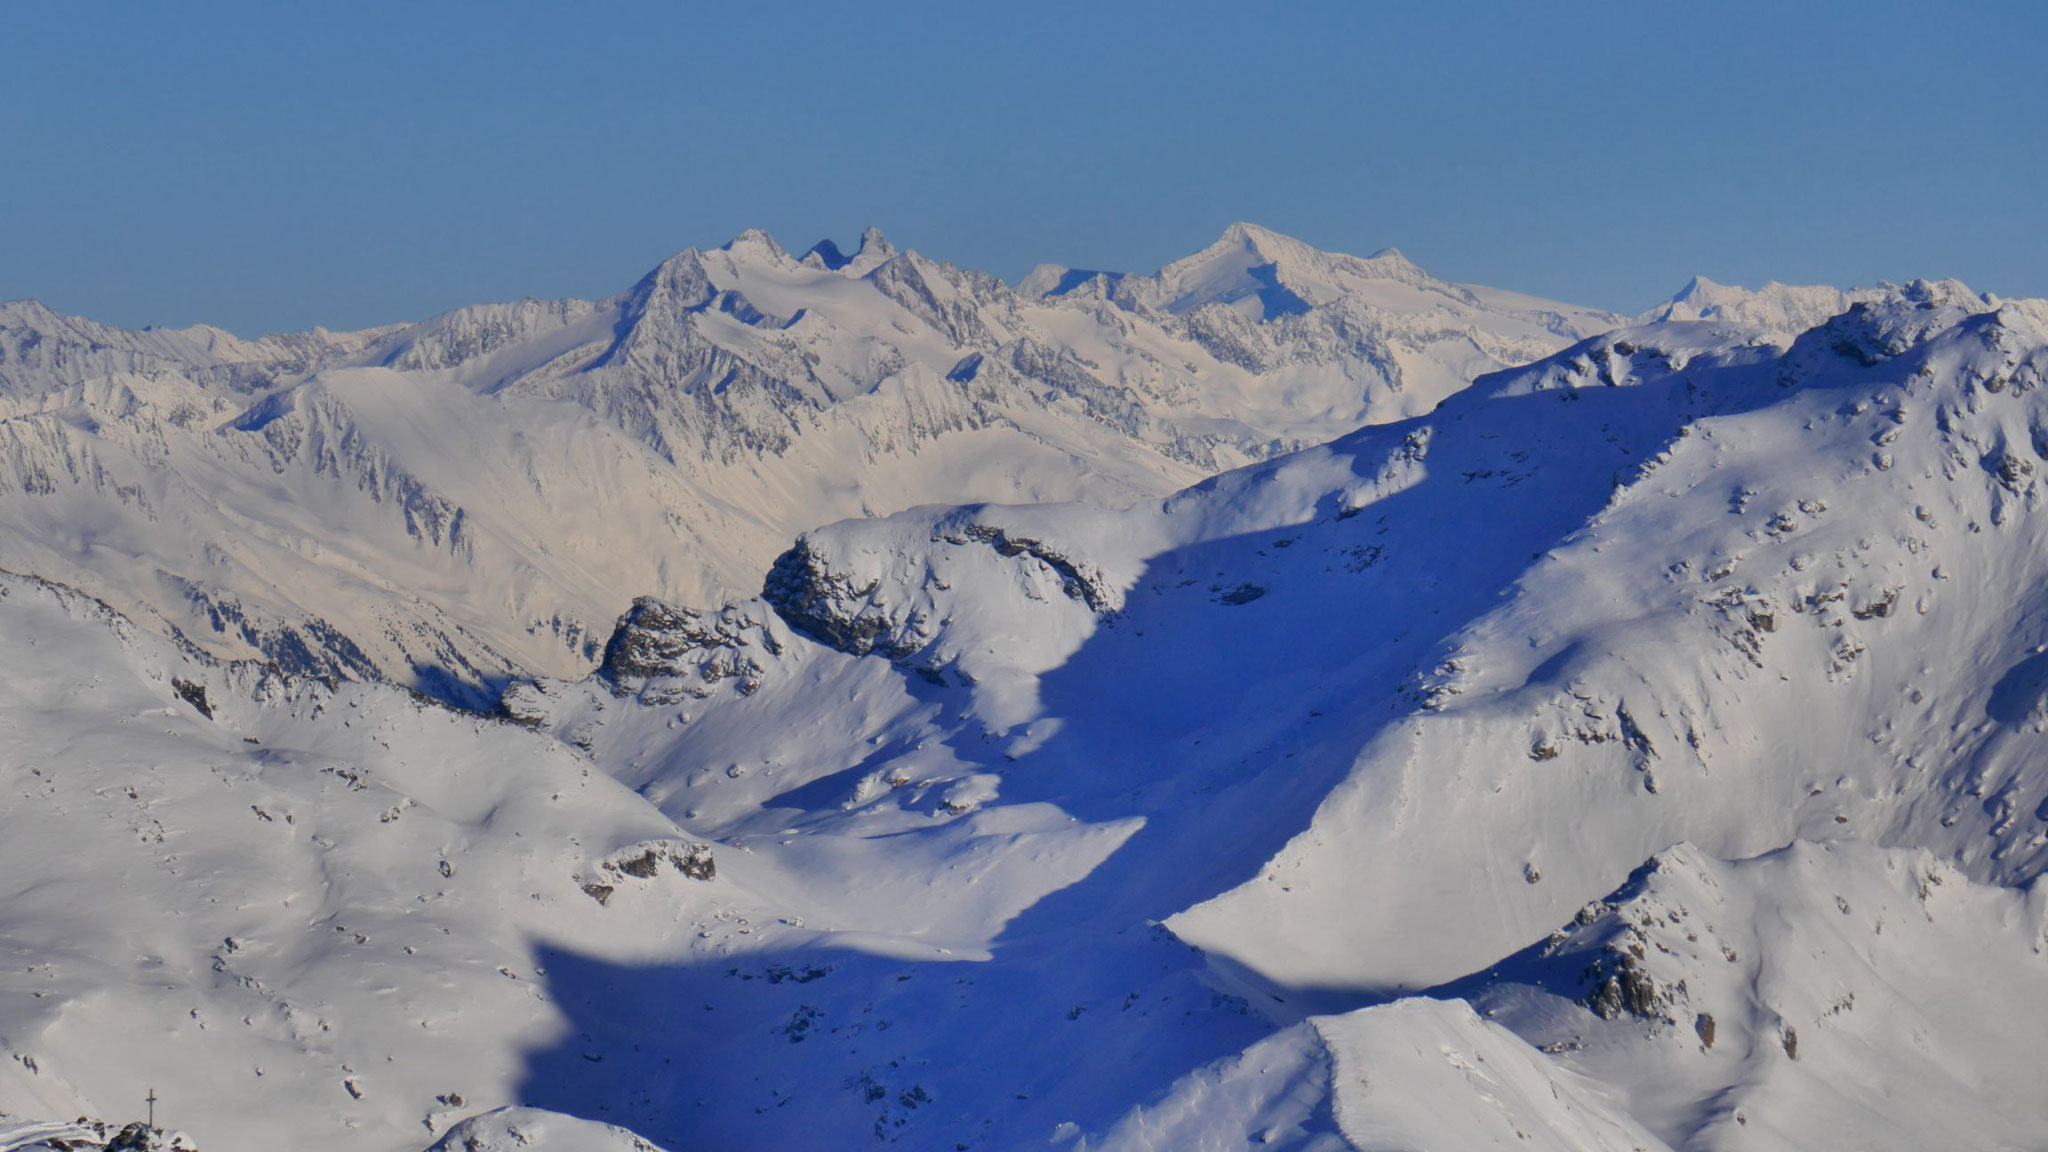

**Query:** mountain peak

left=846, top=227, right=896, bottom=275
left=1215, top=220, right=1288, bottom=247
left=720, top=228, right=791, bottom=263
left=802, top=228, right=895, bottom=276
left=1206, top=221, right=1321, bottom=266
left=1143, top=222, right=1324, bottom=319
left=1016, top=263, right=1125, bottom=300
left=800, top=238, right=852, bottom=271
left=0, top=297, right=65, bottom=326
left=1662, top=274, right=1733, bottom=308
left=1368, top=244, right=1418, bottom=268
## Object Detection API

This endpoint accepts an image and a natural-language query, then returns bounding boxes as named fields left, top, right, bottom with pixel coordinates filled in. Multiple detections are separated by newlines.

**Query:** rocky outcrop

left=601, top=839, right=715, bottom=881
left=578, top=839, right=716, bottom=905
left=761, top=512, right=1122, bottom=664
left=759, top=538, right=899, bottom=658
left=0, top=1113, right=197, bottom=1152
left=938, top=523, right=1118, bottom=612
left=596, top=597, right=784, bottom=700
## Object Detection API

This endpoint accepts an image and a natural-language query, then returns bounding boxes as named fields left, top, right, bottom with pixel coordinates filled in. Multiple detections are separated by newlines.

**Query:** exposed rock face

left=104, top=1122, right=196, bottom=1152
left=939, top=523, right=1117, bottom=613
left=1515, top=855, right=1698, bottom=1027
left=761, top=509, right=1123, bottom=665
left=171, top=678, right=213, bottom=719
left=760, top=538, right=898, bottom=658
left=597, top=597, right=784, bottom=699
left=579, top=838, right=717, bottom=897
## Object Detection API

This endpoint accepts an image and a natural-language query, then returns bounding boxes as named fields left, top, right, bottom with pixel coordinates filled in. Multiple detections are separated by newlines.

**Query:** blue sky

left=5, top=1, right=2044, bottom=335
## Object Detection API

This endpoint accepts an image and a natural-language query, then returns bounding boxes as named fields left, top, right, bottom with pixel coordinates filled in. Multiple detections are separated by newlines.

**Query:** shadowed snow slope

left=0, top=226, right=1614, bottom=704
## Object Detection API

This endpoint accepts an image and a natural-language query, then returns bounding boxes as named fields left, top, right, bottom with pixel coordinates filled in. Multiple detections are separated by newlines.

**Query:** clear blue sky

left=6, top=1, right=2044, bottom=335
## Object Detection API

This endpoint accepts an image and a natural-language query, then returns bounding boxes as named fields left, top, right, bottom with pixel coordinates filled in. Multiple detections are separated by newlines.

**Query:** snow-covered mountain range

left=0, top=224, right=1614, bottom=705
left=2, top=229, right=2046, bottom=1151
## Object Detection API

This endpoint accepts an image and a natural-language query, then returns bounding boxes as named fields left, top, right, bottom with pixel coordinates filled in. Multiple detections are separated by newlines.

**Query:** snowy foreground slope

left=3, top=278, right=2048, bottom=1150
left=0, top=225, right=1612, bottom=703
left=0, top=571, right=738, bottom=1150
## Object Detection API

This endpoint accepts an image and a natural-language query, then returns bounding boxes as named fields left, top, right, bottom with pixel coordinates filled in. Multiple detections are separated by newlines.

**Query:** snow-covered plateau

left=1, top=229, right=2046, bottom=1151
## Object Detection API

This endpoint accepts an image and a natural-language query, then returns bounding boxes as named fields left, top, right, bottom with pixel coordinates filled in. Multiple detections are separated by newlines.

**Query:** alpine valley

left=1, top=225, right=2045, bottom=1152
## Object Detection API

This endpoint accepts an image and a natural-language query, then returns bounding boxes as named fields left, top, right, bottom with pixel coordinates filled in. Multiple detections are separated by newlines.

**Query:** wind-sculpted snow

left=0, top=225, right=1616, bottom=701
left=1121, top=839, right=2048, bottom=1152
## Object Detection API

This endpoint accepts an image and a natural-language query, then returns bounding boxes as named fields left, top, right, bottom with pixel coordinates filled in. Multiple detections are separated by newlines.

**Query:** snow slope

left=1442, top=840, right=2048, bottom=1151
left=0, top=572, right=731, bottom=1151
left=0, top=226, right=1616, bottom=703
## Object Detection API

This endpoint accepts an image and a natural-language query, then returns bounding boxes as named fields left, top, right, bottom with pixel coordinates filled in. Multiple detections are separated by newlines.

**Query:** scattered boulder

left=580, top=838, right=716, bottom=901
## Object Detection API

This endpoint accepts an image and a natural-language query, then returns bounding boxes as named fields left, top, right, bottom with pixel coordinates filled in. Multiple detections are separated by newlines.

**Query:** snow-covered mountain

left=4, top=252, right=2048, bottom=1151
left=0, top=226, right=1615, bottom=704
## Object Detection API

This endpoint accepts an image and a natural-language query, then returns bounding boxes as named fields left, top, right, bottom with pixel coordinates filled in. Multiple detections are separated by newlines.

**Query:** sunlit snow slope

left=0, top=573, right=738, bottom=1151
